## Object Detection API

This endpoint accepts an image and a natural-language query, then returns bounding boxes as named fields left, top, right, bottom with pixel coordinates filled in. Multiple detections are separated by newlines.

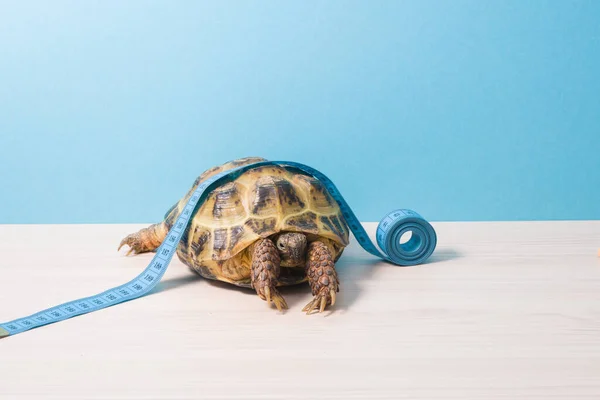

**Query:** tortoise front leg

left=303, top=241, right=339, bottom=314
left=251, top=238, right=288, bottom=312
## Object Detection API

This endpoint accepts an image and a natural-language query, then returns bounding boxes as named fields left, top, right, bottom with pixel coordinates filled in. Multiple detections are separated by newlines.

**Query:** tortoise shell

left=164, top=157, right=349, bottom=287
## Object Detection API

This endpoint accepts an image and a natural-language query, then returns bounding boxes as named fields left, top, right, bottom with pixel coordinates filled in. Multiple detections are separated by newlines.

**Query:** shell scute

left=251, top=176, right=279, bottom=216
left=190, top=230, right=210, bottom=256
left=274, top=177, right=306, bottom=214
left=285, top=211, right=320, bottom=234
left=245, top=217, right=278, bottom=237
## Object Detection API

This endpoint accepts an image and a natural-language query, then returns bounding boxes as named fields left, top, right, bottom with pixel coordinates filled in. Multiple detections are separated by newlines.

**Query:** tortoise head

left=275, top=232, right=307, bottom=267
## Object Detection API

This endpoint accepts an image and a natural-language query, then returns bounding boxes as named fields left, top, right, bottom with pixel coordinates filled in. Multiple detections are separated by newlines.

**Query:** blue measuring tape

left=0, top=161, right=436, bottom=338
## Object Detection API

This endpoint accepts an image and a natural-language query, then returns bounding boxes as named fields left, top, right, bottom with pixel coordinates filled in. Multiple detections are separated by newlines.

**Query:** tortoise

left=118, top=156, right=350, bottom=314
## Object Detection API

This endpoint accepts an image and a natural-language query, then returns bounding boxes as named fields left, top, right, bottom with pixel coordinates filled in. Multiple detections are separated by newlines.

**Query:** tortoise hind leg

left=118, top=222, right=168, bottom=255
left=251, top=238, right=288, bottom=312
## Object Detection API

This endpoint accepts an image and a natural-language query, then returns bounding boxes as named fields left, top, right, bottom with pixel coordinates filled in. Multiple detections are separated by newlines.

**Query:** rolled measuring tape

left=0, top=160, right=437, bottom=338
left=376, top=209, right=437, bottom=266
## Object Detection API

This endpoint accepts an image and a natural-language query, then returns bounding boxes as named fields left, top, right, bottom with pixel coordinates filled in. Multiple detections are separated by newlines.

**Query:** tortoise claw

left=302, top=297, right=318, bottom=313
left=118, top=233, right=147, bottom=256
left=271, top=291, right=288, bottom=312
left=319, top=296, right=327, bottom=313
left=261, top=287, right=288, bottom=312
left=303, top=288, right=337, bottom=315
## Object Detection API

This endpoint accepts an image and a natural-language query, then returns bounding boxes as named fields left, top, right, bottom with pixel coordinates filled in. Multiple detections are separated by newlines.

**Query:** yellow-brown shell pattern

left=164, top=157, right=349, bottom=286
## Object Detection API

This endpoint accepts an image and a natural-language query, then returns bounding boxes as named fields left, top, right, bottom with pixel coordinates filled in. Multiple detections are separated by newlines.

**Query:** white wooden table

left=1, top=222, right=599, bottom=399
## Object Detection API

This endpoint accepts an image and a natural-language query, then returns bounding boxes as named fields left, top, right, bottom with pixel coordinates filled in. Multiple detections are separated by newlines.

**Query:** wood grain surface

left=1, top=221, right=599, bottom=399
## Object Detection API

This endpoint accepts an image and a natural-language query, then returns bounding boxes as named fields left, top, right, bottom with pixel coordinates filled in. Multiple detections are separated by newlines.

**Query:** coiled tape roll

left=0, top=160, right=437, bottom=338
left=376, top=209, right=437, bottom=266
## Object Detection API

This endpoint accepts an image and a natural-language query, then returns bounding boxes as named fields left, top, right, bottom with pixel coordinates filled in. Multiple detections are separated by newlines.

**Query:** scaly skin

left=303, top=241, right=339, bottom=314
left=250, top=238, right=288, bottom=311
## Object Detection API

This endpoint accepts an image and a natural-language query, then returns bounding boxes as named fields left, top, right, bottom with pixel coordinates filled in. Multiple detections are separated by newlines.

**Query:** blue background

left=1, top=1, right=598, bottom=224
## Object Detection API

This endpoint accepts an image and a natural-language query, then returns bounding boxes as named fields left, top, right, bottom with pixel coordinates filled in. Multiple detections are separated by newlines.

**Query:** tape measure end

left=0, top=327, right=9, bottom=338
